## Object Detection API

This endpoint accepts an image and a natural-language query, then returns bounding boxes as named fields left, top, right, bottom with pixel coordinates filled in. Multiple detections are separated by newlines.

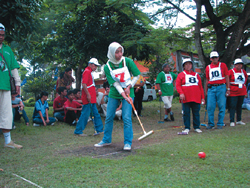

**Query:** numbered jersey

left=87, top=72, right=95, bottom=89
left=164, top=73, right=173, bottom=84
left=209, top=63, right=224, bottom=82
left=107, top=58, right=132, bottom=88
left=209, top=63, right=225, bottom=81
left=183, top=71, right=198, bottom=86
left=231, top=69, right=245, bottom=85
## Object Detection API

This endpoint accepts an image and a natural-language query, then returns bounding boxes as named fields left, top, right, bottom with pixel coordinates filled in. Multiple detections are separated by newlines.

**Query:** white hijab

left=107, top=42, right=124, bottom=65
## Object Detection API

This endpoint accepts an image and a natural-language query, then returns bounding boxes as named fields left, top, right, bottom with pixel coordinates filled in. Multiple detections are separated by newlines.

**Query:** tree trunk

left=221, top=0, right=250, bottom=67
left=194, top=0, right=209, bottom=69
left=76, top=60, right=84, bottom=90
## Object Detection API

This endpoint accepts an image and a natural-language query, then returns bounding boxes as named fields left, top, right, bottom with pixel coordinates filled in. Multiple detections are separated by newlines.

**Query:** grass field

left=0, top=100, right=249, bottom=187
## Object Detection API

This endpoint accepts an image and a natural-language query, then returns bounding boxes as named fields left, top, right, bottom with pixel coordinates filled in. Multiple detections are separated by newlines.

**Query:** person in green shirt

left=94, top=42, right=141, bottom=151
left=0, top=23, right=23, bottom=149
left=156, top=63, right=177, bottom=121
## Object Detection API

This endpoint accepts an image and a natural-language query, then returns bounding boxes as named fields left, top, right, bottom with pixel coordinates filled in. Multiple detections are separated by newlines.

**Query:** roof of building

left=134, top=60, right=149, bottom=73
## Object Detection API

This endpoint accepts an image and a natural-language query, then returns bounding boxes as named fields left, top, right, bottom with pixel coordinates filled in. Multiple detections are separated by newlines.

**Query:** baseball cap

left=210, top=51, right=219, bottom=58
left=0, top=23, right=5, bottom=31
left=234, top=58, right=243, bottom=65
left=89, top=58, right=101, bottom=66
left=182, top=58, right=192, bottom=66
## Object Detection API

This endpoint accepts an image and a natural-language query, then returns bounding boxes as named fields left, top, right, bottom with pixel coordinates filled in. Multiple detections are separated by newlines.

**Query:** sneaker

left=74, top=133, right=88, bottom=137
left=54, top=117, right=58, bottom=122
left=123, top=144, right=131, bottom=151
left=206, top=125, right=215, bottom=130
left=33, top=123, right=40, bottom=127
left=195, top=129, right=202, bottom=133
left=93, top=131, right=104, bottom=136
left=230, top=122, right=235, bottom=127
left=182, top=129, right=190, bottom=133
left=94, top=141, right=111, bottom=147
left=164, top=118, right=172, bottom=122
left=236, top=121, right=246, bottom=125
left=12, top=125, right=16, bottom=130
left=88, top=117, right=92, bottom=122
left=170, top=113, right=174, bottom=121
left=4, top=140, right=23, bottom=149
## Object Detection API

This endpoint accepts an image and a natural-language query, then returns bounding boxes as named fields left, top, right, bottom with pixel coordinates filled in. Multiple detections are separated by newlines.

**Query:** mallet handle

left=128, top=94, right=146, bottom=133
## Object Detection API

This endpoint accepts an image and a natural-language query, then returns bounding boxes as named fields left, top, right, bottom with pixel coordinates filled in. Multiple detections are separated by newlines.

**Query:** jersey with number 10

left=205, top=62, right=228, bottom=85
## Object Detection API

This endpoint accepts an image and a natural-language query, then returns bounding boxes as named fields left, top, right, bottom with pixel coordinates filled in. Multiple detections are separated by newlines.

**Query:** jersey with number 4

left=205, top=62, right=228, bottom=85
left=228, top=68, right=248, bottom=96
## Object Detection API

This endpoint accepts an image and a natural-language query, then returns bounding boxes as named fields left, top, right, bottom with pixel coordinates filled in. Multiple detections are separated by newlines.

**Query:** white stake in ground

left=128, top=95, right=154, bottom=140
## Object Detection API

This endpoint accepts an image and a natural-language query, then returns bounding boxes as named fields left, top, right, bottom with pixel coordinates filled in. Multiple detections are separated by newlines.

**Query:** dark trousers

left=183, top=102, right=200, bottom=130
left=133, top=87, right=144, bottom=116
left=65, top=110, right=81, bottom=124
left=229, top=96, right=244, bottom=122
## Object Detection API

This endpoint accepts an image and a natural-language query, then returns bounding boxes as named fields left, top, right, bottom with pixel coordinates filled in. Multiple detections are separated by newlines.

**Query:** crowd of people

left=1, top=22, right=249, bottom=150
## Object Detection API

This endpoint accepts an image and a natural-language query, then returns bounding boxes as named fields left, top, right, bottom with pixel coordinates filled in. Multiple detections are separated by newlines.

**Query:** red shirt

left=81, top=66, right=96, bottom=105
left=176, top=70, right=205, bottom=104
left=64, top=100, right=82, bottom=121
left=229, top=68, right=248, bottom=96
left=205, top=62, right=228, bottom=84
left=53, top=96, right=68, bottom=113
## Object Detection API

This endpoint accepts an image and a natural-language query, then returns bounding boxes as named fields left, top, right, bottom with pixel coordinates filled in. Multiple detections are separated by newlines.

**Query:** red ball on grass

left=198, top=152, right=206, bottom=159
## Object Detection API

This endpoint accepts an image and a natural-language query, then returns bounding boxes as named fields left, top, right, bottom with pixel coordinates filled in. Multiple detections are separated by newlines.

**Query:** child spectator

left=53, top=87, right=68, bottom=121
left=11, top=92, right=29, bottom=127
left=73, top=89, right=82, bottom=104
left=100, top=84, right=122, bottom=120
left=33, top=91, right=56, bottom=126
left=64, top=90, right=82, bottom=125
left=96, top=87, right=104, bottom=115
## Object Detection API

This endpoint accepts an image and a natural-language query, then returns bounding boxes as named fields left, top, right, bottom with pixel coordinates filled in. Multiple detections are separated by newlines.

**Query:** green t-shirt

left=104, top=57, right=141, bottom=99
left=0, top=43, right=20, bottom=90
left=156, top=71, right=177, bottom=96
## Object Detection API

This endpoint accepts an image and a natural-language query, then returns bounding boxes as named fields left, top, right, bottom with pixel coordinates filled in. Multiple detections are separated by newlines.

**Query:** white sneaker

left=182, top=129, right=189, bottom=133
left=195, top=129, right=202, bottom=133
left=236, top=121, right=246, bottom=125
left=33, top=123, right=40, bottom=127
left=94, top=141, right=111, bottom=147
left=230, top=122, right=235, bottom=127
left=123, top=144, right=131, bottom=151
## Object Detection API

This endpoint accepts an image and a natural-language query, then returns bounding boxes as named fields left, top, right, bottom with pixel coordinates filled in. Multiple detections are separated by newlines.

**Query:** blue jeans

left=12, top=107, right=29, bottom=125
left=102, top=97, right=133, bottom=145
left=229, top=96, right=244, bottom=122
left=74, top=103, right=103, bottom=135
left=33, top=117, right=56, bottom=125
left=183, top=102, right=200, bottom=130
left=207, top=84, right=226, bottom=127
left=242, top=103, right=250, bottom=110
left=54, top=111, right=65, bottom=122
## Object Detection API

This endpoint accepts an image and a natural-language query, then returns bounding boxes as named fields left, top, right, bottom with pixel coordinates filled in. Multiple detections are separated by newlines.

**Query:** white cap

left=89, top=58, right=101, bottom=66
left=182, top=58, right=192, bottom=66
left=0, top=23, right=5, bottom=31
left=210, top=51, right=219, bottom=58
left=234, top=58, right=243, bottom=65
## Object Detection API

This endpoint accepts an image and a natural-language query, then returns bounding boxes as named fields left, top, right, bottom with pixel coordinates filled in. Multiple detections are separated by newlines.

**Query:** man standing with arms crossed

left=156, top=63, right=177, bottom=121
left=0, top=23, right=22, bottom=148
left=205, top=51, right=230, bottom=129
left=74, top=58, right=103, bottom=136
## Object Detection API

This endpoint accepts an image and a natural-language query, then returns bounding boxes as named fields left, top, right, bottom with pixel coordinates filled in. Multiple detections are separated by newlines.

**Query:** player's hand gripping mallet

left=128, top=95, right=154, bottom=141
